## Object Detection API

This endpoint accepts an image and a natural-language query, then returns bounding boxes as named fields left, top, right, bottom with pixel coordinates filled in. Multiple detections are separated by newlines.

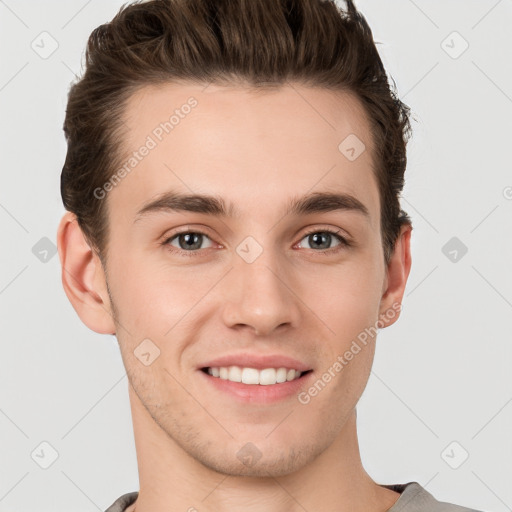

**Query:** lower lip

left=198, top=369, right=314, bottom=404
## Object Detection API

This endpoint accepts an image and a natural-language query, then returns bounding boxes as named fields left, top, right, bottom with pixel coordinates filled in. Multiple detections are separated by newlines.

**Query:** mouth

left=197, top=353, right=315, bottom=403
left=200, top=366, right=313, bottom=385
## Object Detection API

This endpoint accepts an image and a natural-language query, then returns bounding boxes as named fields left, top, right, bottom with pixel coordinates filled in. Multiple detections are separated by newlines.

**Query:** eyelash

left=161, top=227, right=352, bottom=258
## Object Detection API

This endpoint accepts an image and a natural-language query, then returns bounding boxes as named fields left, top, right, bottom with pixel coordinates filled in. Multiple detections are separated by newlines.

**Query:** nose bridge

left=222, top=238, right=300, bottom=335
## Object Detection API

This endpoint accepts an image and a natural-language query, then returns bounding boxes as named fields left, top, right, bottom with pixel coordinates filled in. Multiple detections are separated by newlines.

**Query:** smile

left=202, top=366, right=311, bottom=385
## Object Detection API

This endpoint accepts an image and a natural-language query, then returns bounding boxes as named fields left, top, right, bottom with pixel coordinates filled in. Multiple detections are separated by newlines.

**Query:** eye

left=164, top=231, right=214, bottom=253
left=161, top=227, right=351, bottom=257
left=297, top=229, right=351, bottom=253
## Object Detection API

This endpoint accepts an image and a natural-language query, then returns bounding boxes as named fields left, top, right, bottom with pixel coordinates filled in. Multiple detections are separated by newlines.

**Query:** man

left=56, top=0, right=484, bottom=510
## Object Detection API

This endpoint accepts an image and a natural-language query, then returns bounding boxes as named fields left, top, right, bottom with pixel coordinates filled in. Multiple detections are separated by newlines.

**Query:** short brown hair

left=61, top=0, right=412, bottom=266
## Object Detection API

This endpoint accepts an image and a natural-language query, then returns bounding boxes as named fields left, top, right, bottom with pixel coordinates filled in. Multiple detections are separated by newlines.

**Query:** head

left=58, top=0, right=413, bottom=478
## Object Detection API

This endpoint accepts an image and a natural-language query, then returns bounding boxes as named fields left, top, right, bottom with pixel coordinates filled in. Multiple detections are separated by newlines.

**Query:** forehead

left=111, top=81, right=380, bottom=230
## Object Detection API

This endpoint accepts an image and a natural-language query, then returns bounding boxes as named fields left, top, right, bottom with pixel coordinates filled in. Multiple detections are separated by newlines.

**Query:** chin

left=189, top=439, right=320, bottom=479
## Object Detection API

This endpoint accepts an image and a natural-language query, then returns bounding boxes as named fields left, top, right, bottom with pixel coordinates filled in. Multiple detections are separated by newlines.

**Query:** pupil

left=181, top=233, right=201, bottom=250
left=311, top=232, right=329, bottom=249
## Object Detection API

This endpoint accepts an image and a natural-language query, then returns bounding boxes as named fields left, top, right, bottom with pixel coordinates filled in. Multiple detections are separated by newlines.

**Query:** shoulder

left=104, top=491, right=138, bottom=512
left=384, top=482, right=485, bottom=512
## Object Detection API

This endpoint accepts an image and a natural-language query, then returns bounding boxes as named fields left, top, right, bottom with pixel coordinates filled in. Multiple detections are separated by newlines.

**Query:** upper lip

left=199, top=353, right=312, bottom=372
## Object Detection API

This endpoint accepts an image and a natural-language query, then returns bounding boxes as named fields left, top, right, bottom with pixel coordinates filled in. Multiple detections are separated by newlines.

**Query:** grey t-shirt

left=104, top=482, right=484, bottom=511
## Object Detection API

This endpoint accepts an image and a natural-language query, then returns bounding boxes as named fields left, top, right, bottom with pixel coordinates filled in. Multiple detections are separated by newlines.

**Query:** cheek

left=108, top=251, right=220, bottom=337
left=304, top=259, right=383, bottom=331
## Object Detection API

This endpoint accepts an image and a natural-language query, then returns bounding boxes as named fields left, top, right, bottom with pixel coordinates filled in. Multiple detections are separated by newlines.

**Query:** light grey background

left=1, top=0, right=511, bottom=511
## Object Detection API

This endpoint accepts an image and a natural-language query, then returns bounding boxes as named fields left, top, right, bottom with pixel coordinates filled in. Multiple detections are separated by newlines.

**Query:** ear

left=56, top=211, right=116, bottom=334
left=378, top=223, right=412, bottom=328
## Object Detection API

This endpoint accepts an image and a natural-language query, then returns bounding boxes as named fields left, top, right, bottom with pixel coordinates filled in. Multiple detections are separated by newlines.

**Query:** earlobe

left=378, top=223, right=413, bottom=328
left=57, top=212, right=116, bottom=335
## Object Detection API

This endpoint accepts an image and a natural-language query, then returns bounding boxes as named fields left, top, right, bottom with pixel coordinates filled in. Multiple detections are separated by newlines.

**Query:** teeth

left=228, top=366, right=242, bottom=382
left=206, top=366, right=303, bottom=385
left=259, top=368, right=277, bottom=385
left=242, top=367, right=259, bottom=385
left=276, top=367, right=287, bottom=383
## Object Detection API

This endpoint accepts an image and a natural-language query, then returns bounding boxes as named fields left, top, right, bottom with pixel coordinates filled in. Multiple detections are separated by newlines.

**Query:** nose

left=221, top=249, right=302, bottom=337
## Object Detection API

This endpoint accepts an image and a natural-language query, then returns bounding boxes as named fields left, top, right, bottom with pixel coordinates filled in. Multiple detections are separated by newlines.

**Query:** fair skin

left=57, top=82, right=412, bottom=512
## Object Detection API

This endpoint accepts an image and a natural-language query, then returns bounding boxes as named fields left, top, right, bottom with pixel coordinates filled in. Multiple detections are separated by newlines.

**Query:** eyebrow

left=134, top=190, right=370, bottom=223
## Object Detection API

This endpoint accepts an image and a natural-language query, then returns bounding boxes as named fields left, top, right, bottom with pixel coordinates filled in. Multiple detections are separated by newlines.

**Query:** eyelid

left=295, top=225, right=353, bottom=251
left=161, top=225, right=219, bottom=242
left=161, top=224, right=353, bottom=256
left=299, top=225, right=351, bottom=242
left=161, top=225, right=221, bottom=253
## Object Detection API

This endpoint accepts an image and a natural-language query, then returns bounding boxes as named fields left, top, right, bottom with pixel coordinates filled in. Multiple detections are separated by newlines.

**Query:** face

left=98, top=82, right=400, bottom=477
